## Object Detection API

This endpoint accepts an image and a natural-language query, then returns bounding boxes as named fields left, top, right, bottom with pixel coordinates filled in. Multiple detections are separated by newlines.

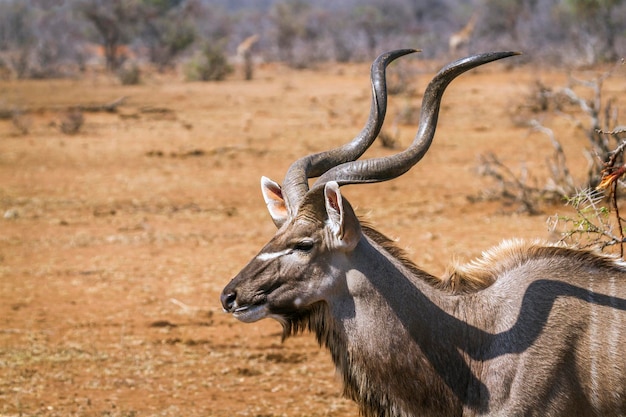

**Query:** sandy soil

left=1, top=57, right=623, bottom=416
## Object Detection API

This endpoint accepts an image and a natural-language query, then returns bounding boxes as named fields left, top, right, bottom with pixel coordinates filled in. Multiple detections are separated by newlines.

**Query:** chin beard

left=271, top=302, right=332, bottom=344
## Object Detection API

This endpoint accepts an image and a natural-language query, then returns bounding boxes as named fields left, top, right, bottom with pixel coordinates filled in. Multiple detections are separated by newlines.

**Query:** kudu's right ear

left=261, top=176, right=289, bottom=228
left=324, top=182, right=361, bottom=251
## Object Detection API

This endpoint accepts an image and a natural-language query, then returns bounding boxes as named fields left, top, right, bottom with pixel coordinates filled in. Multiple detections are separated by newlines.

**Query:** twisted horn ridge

left=311, top=51, right=521, bottom=191
left=281, top=48, right=419, bottom=216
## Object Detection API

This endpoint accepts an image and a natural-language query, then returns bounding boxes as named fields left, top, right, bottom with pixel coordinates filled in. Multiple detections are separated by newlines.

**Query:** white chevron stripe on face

left=256, top=249, right=290, bottom=262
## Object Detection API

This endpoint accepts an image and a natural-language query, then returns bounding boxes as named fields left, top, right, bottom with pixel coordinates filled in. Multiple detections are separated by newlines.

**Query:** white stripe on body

left=588, top=276, right=600, bottom=408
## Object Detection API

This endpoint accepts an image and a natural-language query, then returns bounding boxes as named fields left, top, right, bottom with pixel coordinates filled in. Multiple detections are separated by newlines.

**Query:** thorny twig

left=480, top=60, right=626, bottom=255
left=476, top=152, right=543, bottom=214
left=529, top=119, right=576, bottom=197
left=475, top=122, right=574, bottom=214
left=551, top=136, right=626, bottom=256
left=549, top=188, right=624, bottom=253
left=594, top=138, right=626, bottom=256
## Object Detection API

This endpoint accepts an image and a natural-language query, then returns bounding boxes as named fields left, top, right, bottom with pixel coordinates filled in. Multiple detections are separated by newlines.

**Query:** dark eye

left=293, top=239, right=315, bottom=252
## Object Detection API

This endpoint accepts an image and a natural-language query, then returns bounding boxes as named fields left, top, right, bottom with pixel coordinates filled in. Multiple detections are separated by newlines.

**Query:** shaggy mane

left=361, top=223, right=496, bottom=293
left=446, top=238, right=626, bottom=290
left=361, top=225, right=626, bottom=294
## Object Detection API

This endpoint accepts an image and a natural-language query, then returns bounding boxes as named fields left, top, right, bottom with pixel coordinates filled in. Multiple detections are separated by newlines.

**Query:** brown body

left=221, top=50, right=626, bottom=416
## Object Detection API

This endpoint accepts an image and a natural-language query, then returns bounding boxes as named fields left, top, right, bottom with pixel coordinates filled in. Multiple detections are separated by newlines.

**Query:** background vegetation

left=0, top=0, right=625, bottom=80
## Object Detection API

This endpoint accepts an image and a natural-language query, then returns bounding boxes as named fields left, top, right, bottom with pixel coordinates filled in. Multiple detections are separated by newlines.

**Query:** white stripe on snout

left=256, top=249, right=290, bottom=261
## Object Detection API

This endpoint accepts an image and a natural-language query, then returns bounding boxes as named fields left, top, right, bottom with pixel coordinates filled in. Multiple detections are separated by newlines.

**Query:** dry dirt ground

left=0, top=57, right=624, bottom=416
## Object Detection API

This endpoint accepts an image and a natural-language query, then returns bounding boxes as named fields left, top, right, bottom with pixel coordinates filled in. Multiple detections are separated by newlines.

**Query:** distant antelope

left=236, top=34, right=259, bottom=80
left=449, top=14, right=478, bottom=55
left=221, top=50, right=626, bottom=417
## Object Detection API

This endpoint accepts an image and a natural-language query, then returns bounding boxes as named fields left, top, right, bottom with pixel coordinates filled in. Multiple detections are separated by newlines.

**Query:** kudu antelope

left=220, top=50, right=626, bottom=417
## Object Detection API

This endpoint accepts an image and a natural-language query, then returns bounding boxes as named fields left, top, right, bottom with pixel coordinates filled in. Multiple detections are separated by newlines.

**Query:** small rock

left=3, top=209, right=19, bottom=219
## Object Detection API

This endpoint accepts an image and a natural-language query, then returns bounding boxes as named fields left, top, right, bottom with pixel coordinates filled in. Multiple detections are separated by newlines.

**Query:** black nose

left=220, top=291, right=237, bottom=311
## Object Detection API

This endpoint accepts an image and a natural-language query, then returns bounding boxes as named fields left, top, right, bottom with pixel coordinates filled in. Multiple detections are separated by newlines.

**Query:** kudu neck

left=324, top=235, right=470, bottom=415
left=350, top=234, right=462, bottom=319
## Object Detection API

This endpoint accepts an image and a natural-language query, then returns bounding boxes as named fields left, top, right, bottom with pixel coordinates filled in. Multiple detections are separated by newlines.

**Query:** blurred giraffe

left=448, top=13, right=478, bottom=55
left=237, top=34, right=259, bottom=80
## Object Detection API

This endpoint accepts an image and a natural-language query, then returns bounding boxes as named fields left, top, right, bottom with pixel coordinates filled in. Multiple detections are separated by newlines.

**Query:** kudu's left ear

left=261, top=176, right=288, bottom=228
left=324, top=182, right=361, bottom=250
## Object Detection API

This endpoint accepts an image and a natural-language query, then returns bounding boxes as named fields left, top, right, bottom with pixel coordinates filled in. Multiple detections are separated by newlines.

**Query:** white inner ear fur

left=324, top=181, right=362, bottom=251
left=324, top=181, right=344, bottom=238
left=261, top=176, right=289, bottom=228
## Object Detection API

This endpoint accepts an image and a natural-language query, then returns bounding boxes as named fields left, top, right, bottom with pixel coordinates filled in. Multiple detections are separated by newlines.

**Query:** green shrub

left=117, top=62, right=141, bottom=85
left=184, top=42, right=232, bottom=82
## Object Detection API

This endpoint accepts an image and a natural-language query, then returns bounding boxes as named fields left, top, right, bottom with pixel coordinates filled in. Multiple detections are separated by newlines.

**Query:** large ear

left=261, top=176, right=289, bottom=228
left=324, top=182, right=361, bottom=250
